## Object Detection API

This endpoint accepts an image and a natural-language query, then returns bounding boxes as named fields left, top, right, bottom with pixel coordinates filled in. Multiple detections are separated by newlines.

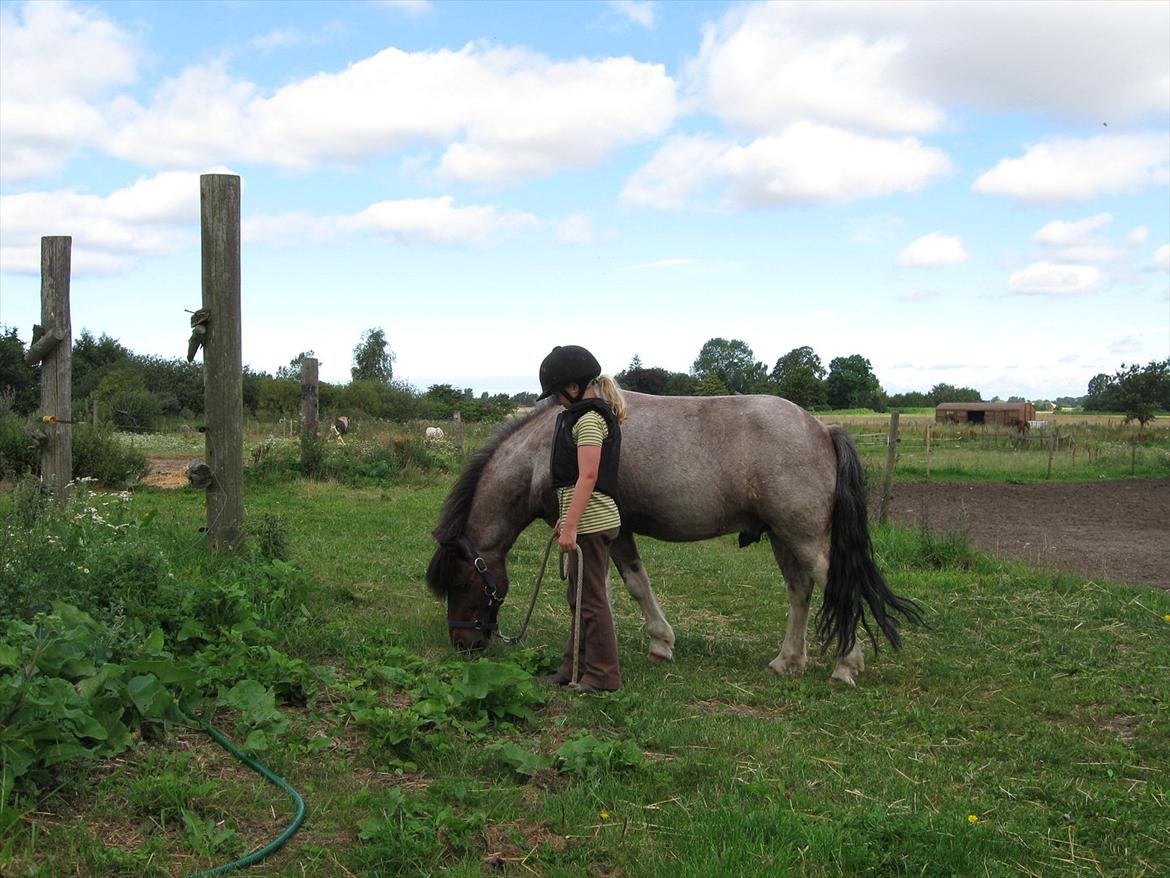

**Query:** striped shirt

left=556, top=410, right=621, bottom=534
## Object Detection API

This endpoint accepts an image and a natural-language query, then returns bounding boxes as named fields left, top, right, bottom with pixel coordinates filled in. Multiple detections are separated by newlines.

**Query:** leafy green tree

left=663, top=371, right=696, bottom=396
left=616, top=354, right=670, bottom=395
left=694, top=375, right=730, bottom=396
left=352, top=328, right=394, bottom=384
left=926, top=383, right=982, bottom=405
left=887, top=390, right=930, bottom=408
left=691, top=338, right=767, bottom=394
left=72, top=330, right=132, bottom=401
left=826, top=355, right=885, bottom=410
left=1084, top=372, right=1121, bottom=412
left=770, top=346, right=827, bottom=409
left=1112, top=360, right=1170, bottom=426
left=276, top=351, right=315, bottom=382
left=0, top=325, right=38, bottom=414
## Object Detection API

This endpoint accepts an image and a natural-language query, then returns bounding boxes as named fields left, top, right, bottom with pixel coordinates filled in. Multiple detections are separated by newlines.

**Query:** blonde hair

left=592, top=375, right=627, bottom=423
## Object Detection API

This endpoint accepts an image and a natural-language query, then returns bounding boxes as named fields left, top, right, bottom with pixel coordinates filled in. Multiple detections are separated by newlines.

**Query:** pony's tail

left=817, top=426, right=924, bottom=656
left=593, top=375, right=627, bottom=423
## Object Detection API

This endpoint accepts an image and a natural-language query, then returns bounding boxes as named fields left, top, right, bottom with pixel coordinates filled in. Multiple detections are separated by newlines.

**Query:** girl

left=537, top=345, right=627, bottom=693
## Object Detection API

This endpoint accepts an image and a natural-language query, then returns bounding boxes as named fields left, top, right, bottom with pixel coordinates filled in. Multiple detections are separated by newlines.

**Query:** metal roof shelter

left=934, top=402, right=1036, bottom=427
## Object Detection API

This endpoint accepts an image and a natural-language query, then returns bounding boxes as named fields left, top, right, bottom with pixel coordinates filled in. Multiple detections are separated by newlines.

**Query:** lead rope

left=563, top=547, right=585, bottom=690
left=497, top=533, right=558, bottom=645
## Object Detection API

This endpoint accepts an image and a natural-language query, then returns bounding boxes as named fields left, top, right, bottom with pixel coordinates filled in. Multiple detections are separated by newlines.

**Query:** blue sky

left=1, top=0, right=1167, bottom=400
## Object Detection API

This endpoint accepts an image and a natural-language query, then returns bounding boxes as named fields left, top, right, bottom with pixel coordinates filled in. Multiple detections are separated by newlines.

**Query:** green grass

left=2, top=475, right=1168, bottom=877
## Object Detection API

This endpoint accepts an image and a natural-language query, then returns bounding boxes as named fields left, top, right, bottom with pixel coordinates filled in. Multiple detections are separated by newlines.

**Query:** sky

left=1, top=0, right=1168, bottom=401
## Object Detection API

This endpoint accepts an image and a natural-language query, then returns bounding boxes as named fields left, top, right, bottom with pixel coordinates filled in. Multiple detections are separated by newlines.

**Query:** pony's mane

left=431, top=401, right=552, bottom=545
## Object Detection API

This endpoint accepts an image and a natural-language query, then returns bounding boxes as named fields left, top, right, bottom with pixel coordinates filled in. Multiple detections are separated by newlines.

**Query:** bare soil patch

left=884, top=478, right=1170, bottom=590
left=143, top=457, right=196, bottom=489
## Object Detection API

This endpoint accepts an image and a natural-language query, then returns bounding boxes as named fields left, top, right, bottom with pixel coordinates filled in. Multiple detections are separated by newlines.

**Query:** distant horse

left=426, top=393, right=923, bottom=686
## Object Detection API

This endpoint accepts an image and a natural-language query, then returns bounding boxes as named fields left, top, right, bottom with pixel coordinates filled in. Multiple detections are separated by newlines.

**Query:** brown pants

left=558, top=527, right=621, bottom=690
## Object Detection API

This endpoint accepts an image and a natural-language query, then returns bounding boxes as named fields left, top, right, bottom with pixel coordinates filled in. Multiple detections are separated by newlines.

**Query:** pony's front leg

left=611, top=533, right=675, bottom=662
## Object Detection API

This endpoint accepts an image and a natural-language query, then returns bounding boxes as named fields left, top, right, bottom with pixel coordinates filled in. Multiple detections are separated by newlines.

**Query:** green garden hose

left=181, top=702, right=306, bottom=877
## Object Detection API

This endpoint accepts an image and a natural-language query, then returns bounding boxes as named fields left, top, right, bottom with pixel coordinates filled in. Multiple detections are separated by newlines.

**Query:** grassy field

left=2, top=455, right=1168, bottom=877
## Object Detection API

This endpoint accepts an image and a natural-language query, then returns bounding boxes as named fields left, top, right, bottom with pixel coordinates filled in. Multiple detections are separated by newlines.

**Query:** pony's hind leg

left=610, top=532, right=675, bottom=662
left=765, top=534, right=827, bottom=678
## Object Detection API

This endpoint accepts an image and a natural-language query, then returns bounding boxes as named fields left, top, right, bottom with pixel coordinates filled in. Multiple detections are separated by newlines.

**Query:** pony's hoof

left=648, top=643, right=673, bottom=662
left=767, top=657, right=806, bottom=677
left=830, top=667, right=858, bottom=687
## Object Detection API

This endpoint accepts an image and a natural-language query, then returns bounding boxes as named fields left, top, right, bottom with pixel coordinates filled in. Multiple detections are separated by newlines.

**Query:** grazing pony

left=426, top=392, right=923, bottom=686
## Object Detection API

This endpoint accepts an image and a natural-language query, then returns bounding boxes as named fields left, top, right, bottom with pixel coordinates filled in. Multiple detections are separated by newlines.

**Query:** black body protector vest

left=549, top=399, right=622, bottom=507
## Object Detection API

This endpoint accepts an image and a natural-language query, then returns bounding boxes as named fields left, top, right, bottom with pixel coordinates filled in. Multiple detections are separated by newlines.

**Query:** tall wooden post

left=300, top=357, right=319, bottom=438
left=878, top=411, right=899, bottom=525
left=201, top=174, right=243, bottom=550
left=452, top=410, right=464, bottom=452
left=27, top=237, right=72, bottom=500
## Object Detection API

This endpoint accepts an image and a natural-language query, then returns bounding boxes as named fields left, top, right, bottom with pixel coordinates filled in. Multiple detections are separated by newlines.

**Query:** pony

left=426, top=392, right=923, bottom=686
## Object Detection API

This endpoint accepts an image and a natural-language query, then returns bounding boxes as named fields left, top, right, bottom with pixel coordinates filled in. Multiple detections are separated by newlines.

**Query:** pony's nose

left=451, top=631, right=488, bottom=653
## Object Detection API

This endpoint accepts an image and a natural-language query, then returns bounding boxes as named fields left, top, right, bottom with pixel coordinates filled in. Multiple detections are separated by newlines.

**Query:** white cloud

left=373, top=0, right=432, bottom=15
left=0, top=171, right=209, bottom=274
left=1125, top=226, right=1150, bottom=245
left=623, top=124, right=950, bottom=210
left=690, top=4, right=943, bottom=136
left=101, top=46, right=677, bottom=186
left=1031, top=213, right=1113, bottom=246
left=1108, top=336, right=1143, bottom=355
left=690, top=3, right=1169, bottom=135
left=637, top=258, right=695, bottom=269
left=974, top=134, right=1170, bottom=202
left=248, top=196, right=539, bottom=247
left=556, top=215, right=594, bottom=245
left=1008, top=261, right=1102, bottom=297
left=610, top=1, right=655, bottom=28
left=1155, top=244, right=1170, bottom=272
left=896, top=232, right=968, bottom=268
left=0, top=2, right=139, bottom=180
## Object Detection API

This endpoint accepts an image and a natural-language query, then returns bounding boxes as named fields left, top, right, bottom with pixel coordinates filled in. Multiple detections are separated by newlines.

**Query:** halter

left=444, top=533, right=558, bottom=646
left=445, top=536, right=504, bottom=637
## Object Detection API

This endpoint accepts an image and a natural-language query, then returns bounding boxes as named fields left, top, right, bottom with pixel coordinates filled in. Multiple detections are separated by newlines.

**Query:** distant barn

left=935, top=402, right=1035, bottom=427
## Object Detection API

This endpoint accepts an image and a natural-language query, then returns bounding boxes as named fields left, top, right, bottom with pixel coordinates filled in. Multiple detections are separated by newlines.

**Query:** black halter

left=445, top=536, right=504, bottom=636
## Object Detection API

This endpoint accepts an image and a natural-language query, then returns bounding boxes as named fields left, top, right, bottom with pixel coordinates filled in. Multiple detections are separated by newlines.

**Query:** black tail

left=817, top=426, right=924, bottom=657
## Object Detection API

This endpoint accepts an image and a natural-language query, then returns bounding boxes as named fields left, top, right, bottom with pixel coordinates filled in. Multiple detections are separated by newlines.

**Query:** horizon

left=1, top=1, right=1167, bottom=401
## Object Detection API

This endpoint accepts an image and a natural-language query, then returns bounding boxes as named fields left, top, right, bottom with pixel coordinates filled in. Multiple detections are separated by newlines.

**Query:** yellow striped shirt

left=556, top=410, right=621, bottom=534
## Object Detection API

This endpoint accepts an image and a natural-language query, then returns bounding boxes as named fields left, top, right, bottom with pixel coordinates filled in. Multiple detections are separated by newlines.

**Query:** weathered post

left=24, top=237, right=72, bottom=500
left=878, top=411, right=899, bottom=525
left=300, top=357, right=320, bottom=476
left=300, top=357, right=319, bottom=437
left=200, top=174, right=244, bottom=550
left=924, top=422, right=933, bottom=482
left=1046, top=430, right=1057, bottom=480
left=452, top=409, right=464, bottom=452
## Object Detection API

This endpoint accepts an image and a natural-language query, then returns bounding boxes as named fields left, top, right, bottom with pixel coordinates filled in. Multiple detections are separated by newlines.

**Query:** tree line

left=3, top=326, right=1166, bottom=431
left=0, top=325, right=527, bottom=432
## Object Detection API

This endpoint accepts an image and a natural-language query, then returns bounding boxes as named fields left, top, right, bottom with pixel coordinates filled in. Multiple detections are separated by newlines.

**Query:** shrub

left=0, top=413, right=38, bottom=479
left=109, top=389, right=161, bottom=433
left=72, top=425, right=149, bottom=488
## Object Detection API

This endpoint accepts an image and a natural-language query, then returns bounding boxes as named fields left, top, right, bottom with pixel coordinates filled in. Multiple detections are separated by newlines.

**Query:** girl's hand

left=558, top=525, right=578, bottom=554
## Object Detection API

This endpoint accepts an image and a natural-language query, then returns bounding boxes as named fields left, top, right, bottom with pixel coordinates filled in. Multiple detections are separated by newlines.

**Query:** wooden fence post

left=200, top=174, right=244, bottom=550
left=1046, top=431, right=1057, bottom=480
left=300, top=357, right=319, bottom=438
left=878, top=411, right=899, bottom=525
left=453, top=410, right=464, bottom=452
left=25, top=237, right=73, bottom=500
left=925, top=423, right=932, bottom=482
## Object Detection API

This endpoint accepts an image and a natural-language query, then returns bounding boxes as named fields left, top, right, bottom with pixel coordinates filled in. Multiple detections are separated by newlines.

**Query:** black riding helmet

left=537, top=345, right=601, bottom=402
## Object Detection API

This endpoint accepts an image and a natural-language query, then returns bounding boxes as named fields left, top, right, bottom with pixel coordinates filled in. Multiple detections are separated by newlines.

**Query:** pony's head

left=426, top=538, right=510, bottom=652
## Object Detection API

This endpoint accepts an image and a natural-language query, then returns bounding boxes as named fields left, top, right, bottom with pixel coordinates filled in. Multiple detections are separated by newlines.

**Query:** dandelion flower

left=1163, top=614, right=1170, bottom=623
left=968, top=814, right=979, bottom=824
left=599, top=810, right=609, bottom=821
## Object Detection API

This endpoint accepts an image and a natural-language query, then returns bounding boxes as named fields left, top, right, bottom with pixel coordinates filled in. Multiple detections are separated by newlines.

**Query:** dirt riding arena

left=885, top=478, right=1170, bottom=591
